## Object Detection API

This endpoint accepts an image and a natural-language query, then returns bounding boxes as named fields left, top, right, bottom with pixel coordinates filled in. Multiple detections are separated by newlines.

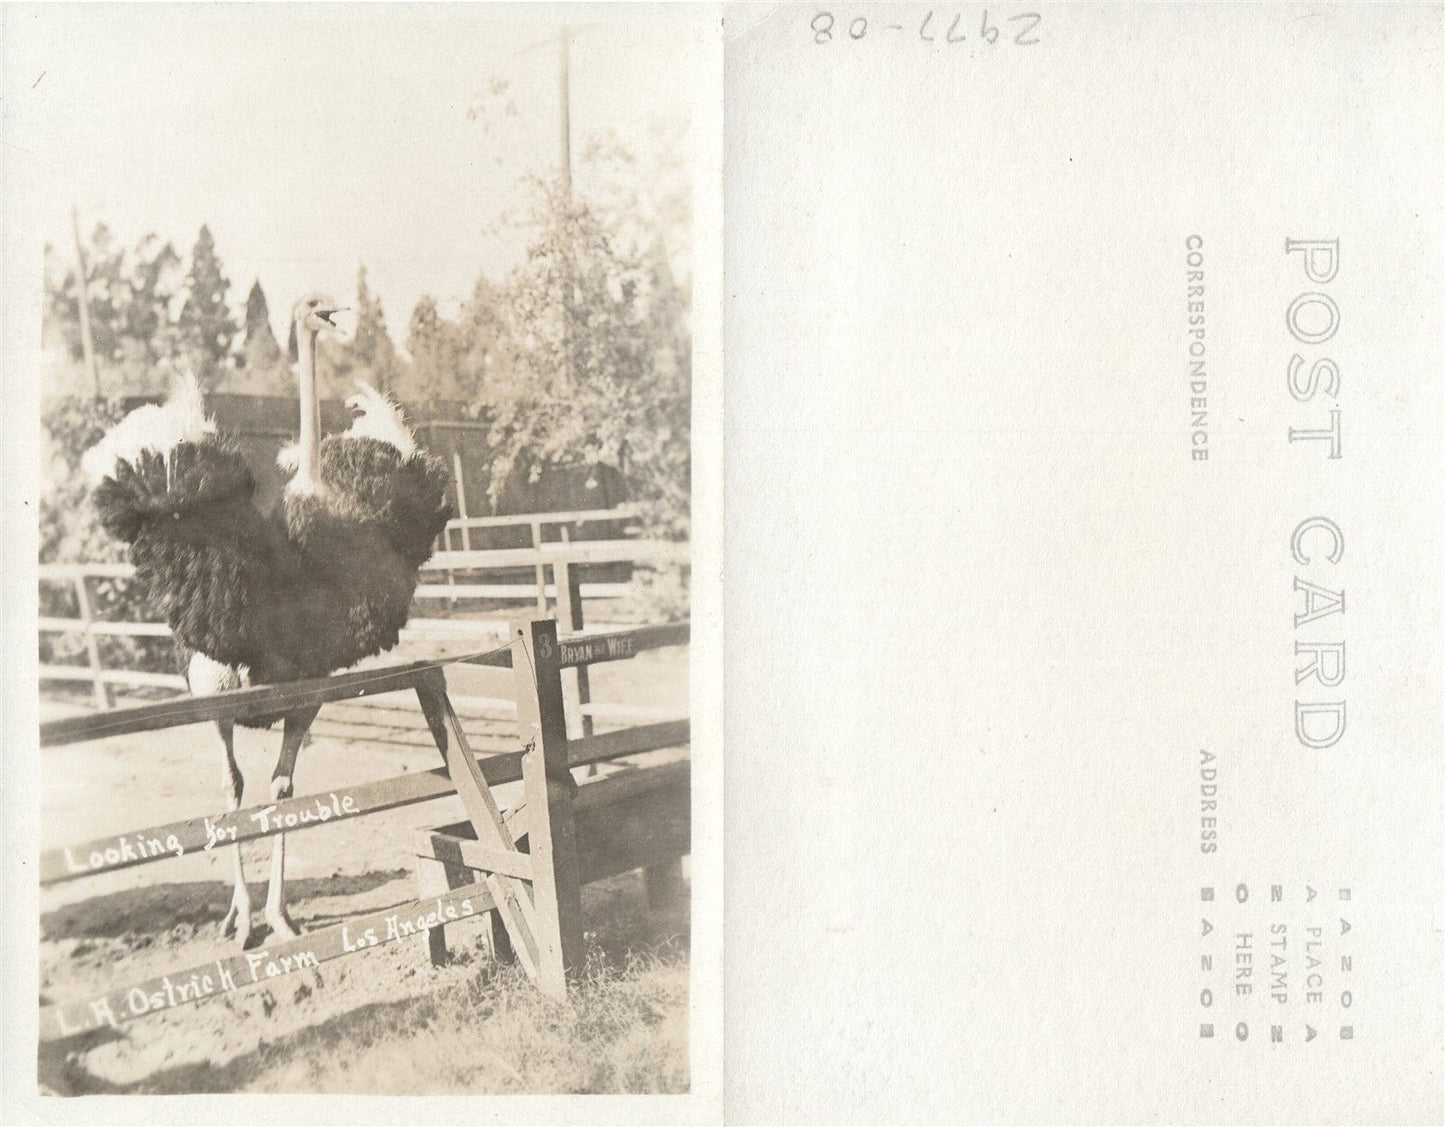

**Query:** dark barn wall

left=117, top=393, right=633, bottom=528
left=120, top=393, right=353, bottom=513
left=414, top=416, right=634, bottom=586
left=420, top=420, right=631, bottom=549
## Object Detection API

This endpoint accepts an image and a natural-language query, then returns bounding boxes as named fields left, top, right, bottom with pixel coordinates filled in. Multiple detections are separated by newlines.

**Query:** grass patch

left=43, top=873, right=692, bottom=1096
left=243, top=934, right=690, bottom=1094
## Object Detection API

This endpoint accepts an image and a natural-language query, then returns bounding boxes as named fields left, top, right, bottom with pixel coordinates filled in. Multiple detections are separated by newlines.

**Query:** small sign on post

left=553, top=535, right=594, bottom=741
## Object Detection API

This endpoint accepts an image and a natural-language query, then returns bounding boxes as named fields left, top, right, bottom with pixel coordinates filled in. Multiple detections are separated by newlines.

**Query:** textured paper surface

left=724, top=3, right=1443, bottom=1122
left=3, top=1, right=1441, bottom=1121
left=1, top=2, right=722, bottom=1121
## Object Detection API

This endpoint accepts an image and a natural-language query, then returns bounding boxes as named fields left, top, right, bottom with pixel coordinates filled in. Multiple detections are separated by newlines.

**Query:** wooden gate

left=39, top=616, right=690, bottom=1041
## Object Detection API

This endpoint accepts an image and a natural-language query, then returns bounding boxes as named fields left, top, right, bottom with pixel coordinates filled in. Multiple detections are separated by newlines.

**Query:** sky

left=6, top=3, right=709, bottom=343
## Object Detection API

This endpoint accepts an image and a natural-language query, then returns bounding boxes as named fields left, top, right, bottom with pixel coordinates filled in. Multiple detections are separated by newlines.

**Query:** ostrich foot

left=221, top=902, right=254, bottom=945
left=221, top=889, right=253, bottom=946
left=265, top=908, right=300, bottom=941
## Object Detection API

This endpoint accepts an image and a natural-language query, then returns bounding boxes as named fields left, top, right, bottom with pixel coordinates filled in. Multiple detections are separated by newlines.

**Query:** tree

left=580, top=118, right=692, bottom=293
left=580, top=121, right=693, bottom=400
left=235, top=280, right=293, bottom=395
left=241, top=280, right=282, bottom=367
left=351, top=265, right=400, bottom=395
left=486, top=177, right=690, bottom=540
left=176, top=225, right=238, bottom=388
left=40, top=397, right=173, bottom=675
left=43, top=227, right=187, bottom=396
left=124, top=236, right=184, bottom=365
left=47, top=223, right=125, bottom=367
left=402, top=294, right=469, bottom=403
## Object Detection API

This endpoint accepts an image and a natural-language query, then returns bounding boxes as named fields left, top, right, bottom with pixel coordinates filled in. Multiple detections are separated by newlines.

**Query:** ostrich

left=83, top=293, right=451, bottom=945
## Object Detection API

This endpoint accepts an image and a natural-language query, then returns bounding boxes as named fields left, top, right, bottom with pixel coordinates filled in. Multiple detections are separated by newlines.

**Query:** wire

left=45, top=635, right=527, bottom=743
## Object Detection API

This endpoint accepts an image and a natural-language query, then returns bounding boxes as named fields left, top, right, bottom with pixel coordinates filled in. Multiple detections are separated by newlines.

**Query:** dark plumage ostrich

left=83, top=293, right=451, bottom=945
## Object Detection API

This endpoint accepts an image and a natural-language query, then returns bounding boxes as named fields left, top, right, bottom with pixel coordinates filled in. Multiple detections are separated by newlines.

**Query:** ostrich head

left=287, top=292, right=346, bottom=358
left=292, top=292, right=345, bottom=334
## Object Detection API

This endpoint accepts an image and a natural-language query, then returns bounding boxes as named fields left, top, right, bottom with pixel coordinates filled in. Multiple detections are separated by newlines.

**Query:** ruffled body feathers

left=88, top=379, right=452, bottom=723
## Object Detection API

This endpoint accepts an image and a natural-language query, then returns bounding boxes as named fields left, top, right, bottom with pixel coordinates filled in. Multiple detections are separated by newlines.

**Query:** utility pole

left=71, top=206, right=101, bottom=397
left=558, top=28, right=574, bottom=394
left=557, top=29, right=572, bottom=194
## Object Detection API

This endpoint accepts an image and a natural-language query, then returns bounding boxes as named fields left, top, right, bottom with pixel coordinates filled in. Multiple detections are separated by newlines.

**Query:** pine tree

left=235, top=280, right=293, bottom=394
left=125, top=236, right=183, bottom=365
left=240, top=280, right=282, bottom=368
left=458, top=274, right=514, bottom=396
left=404, top=294, right=466, bottom=402
left=352, top=265, right=399, bottom=395
left=177, top=225, right=238, bottom=388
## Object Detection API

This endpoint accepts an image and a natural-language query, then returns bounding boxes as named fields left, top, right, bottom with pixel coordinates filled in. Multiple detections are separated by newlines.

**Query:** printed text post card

left=724, top=4, right=1443, bottom=1121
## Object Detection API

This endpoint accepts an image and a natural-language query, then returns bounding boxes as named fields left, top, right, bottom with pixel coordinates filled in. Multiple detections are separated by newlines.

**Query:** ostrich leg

left=217, top=719, right=253, bottom=946
left=264, top=705, right=321, bottom=940
left=186, top=654, right=253, bottom=947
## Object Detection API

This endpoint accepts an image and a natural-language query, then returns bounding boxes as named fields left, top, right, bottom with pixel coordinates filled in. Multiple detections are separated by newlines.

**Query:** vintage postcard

left=722, top=2, right=1443, bottom=1123
left=1, top=1, right=721, bottom=1119
left=2, top=1, right=1441, bottom=1123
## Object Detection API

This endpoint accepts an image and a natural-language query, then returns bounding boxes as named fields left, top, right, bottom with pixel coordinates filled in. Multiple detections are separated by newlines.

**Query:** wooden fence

left=39, top=616, right=690, bottom=1041
left=38, top=504, right=687, bottom=718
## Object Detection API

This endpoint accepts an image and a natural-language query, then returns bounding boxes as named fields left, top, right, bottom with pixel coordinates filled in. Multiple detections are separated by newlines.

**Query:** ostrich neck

left=296, top=326, right=323, bottom=488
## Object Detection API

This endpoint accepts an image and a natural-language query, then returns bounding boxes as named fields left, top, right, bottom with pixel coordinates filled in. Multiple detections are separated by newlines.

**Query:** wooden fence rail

left=442, top=503, right=642, bottom=535
left=38, top=617, right=690, bottom=1041
left=434, top=503, right=642, bottom=606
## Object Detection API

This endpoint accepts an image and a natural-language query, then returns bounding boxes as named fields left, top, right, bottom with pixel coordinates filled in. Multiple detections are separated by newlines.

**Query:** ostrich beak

left=316, top=306, right=349, bottom=329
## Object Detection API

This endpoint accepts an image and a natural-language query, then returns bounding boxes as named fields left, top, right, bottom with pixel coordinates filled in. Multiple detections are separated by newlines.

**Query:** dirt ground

left=38, top=641, right=690, bottom=1095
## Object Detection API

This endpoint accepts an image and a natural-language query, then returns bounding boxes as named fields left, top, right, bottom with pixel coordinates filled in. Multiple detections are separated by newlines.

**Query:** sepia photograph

left=8, top=1, right=716, bottom=1100
left=10, top=2, right=1438, bottom=1123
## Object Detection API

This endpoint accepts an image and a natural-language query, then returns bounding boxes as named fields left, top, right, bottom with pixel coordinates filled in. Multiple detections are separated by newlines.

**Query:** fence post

left=451, top=450, right=472, bottom=552
left=445, top=452, right=471, bottom=607
left=74, top=575, right=110, bottom=710
left=511, top=615, right=584, bottom=999
left=531, top=520, right=547, bottom=612
left=414, top=854, right=468, bottom=966
left=554, top=527, right=594, bottom=743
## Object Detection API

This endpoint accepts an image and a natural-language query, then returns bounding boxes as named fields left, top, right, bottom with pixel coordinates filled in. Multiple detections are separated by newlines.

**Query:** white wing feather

left=276, top=382, right=418, bottom=484
left=82, top=372, right=215, bottom=485
left=343, top=382, right=417, bottom=459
